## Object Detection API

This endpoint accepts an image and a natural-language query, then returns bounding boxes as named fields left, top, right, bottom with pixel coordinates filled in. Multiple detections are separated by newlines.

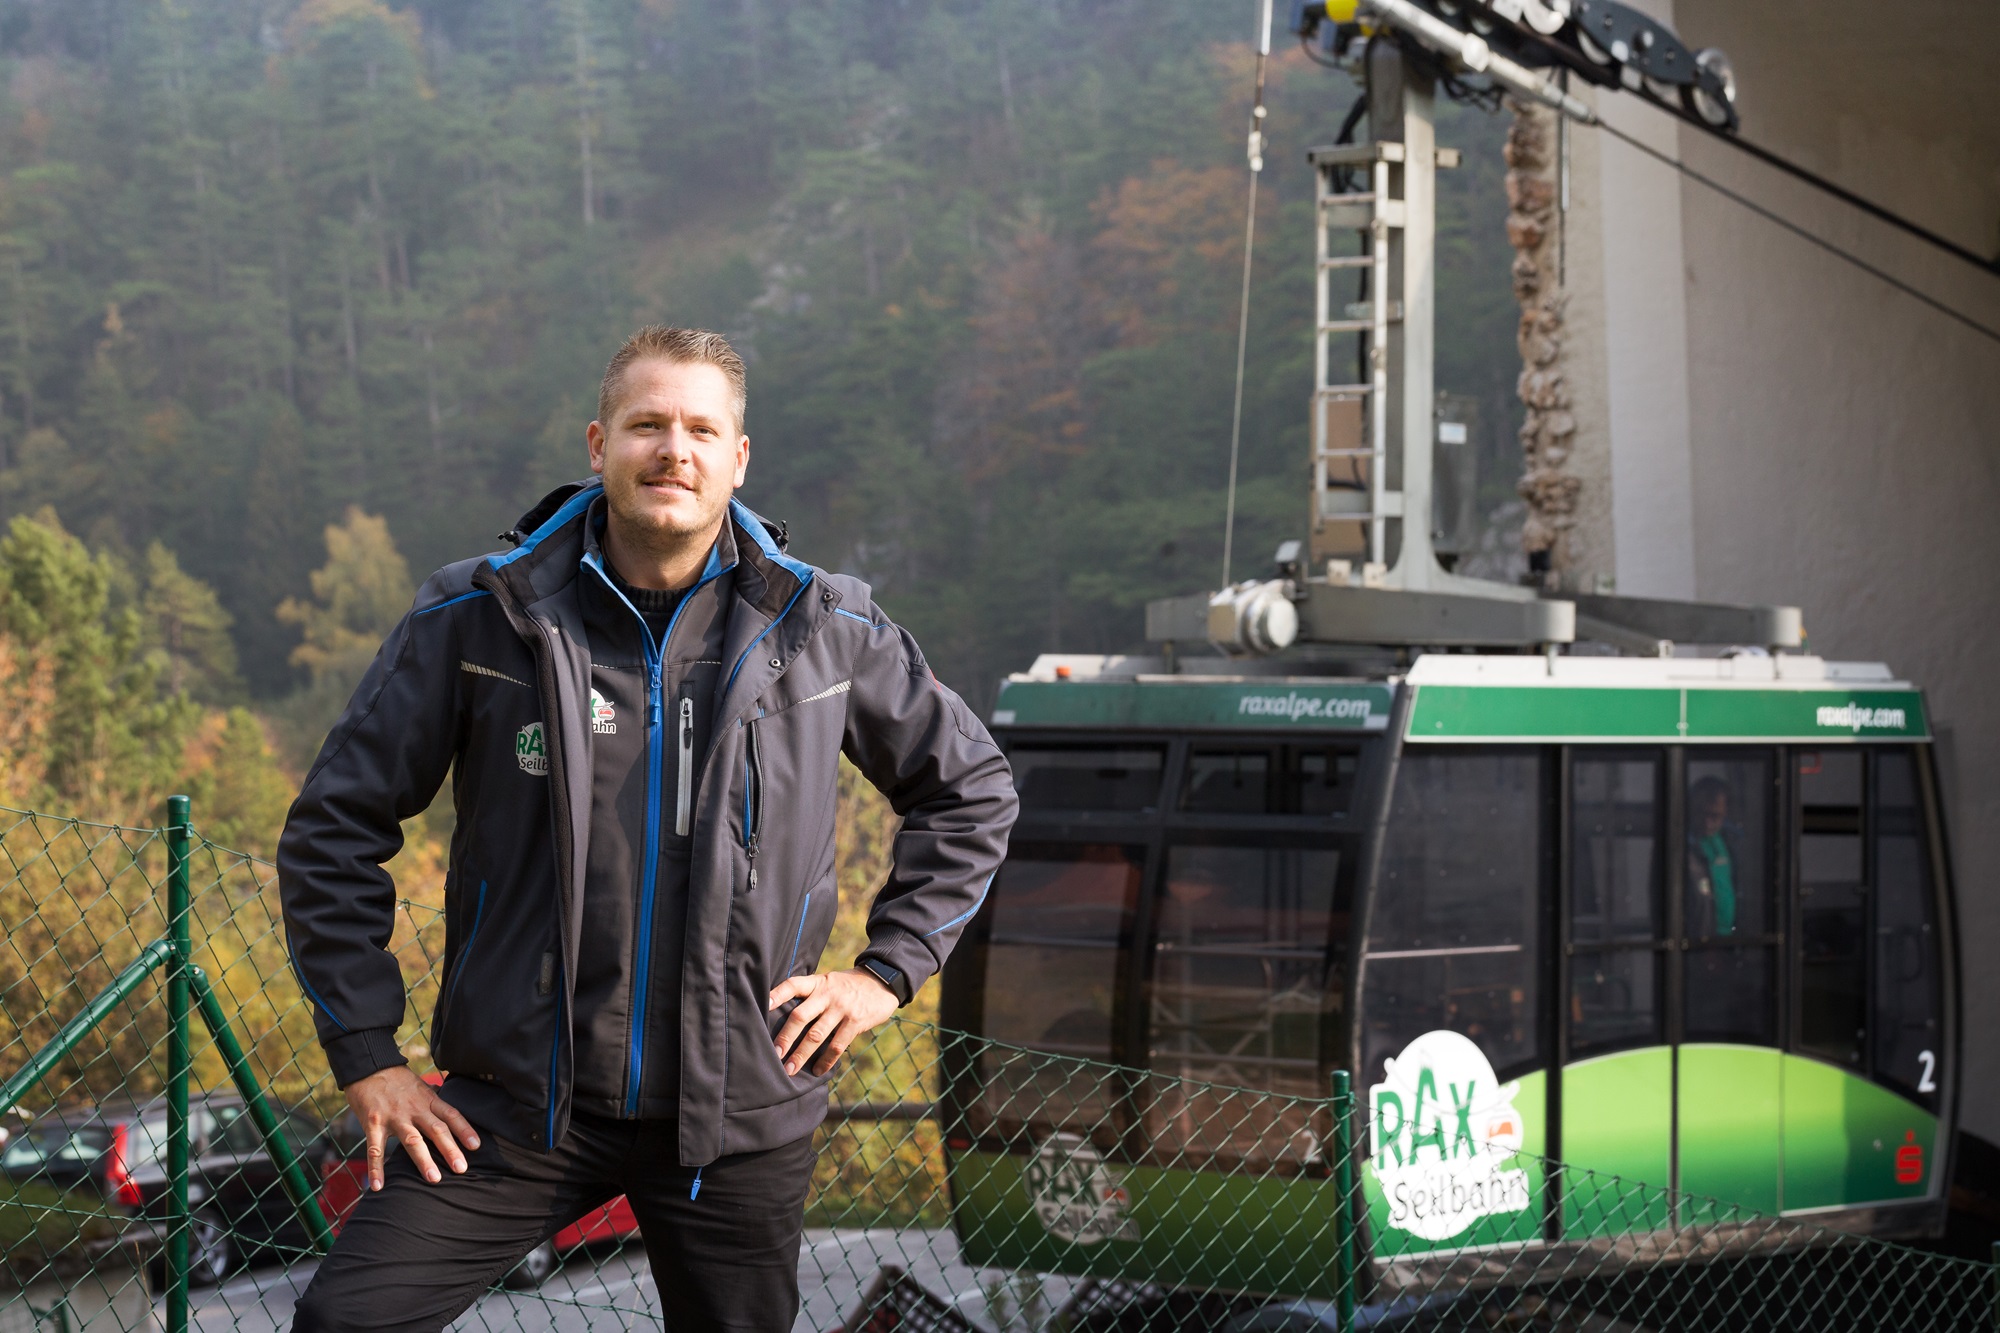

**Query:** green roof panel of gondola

left=991, top=653, right=1927, bottom=743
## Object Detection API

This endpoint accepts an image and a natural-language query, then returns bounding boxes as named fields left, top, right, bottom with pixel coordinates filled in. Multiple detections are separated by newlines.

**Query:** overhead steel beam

left=1148, top=583, right=1576, bottom=649
left=1567, top=593, right=1803, bottom=649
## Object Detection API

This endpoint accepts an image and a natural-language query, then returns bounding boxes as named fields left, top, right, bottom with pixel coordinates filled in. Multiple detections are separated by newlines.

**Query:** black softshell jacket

left=277, top=483, right=1018, bottom=1164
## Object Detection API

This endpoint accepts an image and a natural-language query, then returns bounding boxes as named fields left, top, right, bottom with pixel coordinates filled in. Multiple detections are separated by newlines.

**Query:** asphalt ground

left=175, top=1228, right=1074, bottom=1332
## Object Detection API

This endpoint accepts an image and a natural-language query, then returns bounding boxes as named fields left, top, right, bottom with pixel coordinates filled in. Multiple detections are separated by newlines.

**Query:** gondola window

left=1145, top=843, right=1346, bottom=1174
left=970, top=842, right=1141, bottom=1137
left=1799, top=751, right=1867, bottom=1066
left=1568, top=754, right=1664, bottom=1057
left=1179, top=745, right=1361, bottom=815
left=1683, top=754, right=1777, bottom=1044
left=1871, top=750, right=1942, bottom=1109
left=1009, top=745, right=1165, bottom=812
left=1363, top=750, right=1543, bottom=1084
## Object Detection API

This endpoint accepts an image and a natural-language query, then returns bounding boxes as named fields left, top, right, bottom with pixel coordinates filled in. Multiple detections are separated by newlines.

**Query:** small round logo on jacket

left=590, top=689, right=617, bottom=735
left=516, top=722, right=549, bottom=775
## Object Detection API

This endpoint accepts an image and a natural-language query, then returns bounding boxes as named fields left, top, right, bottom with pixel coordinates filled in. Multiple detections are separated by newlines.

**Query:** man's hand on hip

left=344, top=1065, right=482, bottom=1191
left=767, top=968, right=900, bottom=1077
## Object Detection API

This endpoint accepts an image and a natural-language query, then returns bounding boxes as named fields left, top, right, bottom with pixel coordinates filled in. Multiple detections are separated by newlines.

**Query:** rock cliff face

left=1505, top=99, right=1579, bottom=586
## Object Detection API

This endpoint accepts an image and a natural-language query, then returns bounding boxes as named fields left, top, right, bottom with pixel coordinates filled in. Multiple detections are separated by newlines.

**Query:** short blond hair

left=596, top=325, right=747, bottom=431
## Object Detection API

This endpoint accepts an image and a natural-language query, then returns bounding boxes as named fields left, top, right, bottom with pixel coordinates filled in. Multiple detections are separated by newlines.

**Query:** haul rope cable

left=1432, top=0, right=2000, bottom=280
left=1353, top=0, right=2000, bottom=347
left=1592, top=117, right=2000, bottom=349
left=1220, top=0, right=1275, bottom=589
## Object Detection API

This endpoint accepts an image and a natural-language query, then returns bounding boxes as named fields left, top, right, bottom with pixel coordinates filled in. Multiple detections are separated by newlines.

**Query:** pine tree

left=139, top=540, right=243, bottom=706
left=272, top=505, right=413, bottom=764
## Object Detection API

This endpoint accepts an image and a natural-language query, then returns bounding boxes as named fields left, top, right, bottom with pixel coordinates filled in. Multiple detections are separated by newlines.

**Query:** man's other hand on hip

left=345, top=1065, right=483, bottom=1191
left=767, top=969, right=900, bottom=1077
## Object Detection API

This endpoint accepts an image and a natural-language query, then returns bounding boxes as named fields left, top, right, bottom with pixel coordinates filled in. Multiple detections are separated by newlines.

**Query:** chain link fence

left=0, top=801, right=1993, bottom=1332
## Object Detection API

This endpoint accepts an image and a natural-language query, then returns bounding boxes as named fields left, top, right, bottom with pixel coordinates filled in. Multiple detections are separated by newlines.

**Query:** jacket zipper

left=629, top=638, right=667, bottom=1117
left=745, top=719, right=763, bottom=891
left=584, top=553, right=720, bottom=1118
left=676, top=697, right=695, bottom=837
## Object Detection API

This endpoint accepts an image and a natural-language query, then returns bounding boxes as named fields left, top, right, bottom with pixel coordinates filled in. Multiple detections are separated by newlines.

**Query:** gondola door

left=1561, top=749, right=1673, bottom=1236
left=1674, top=750, right=1783, bottom=1220
left=1561, top=747, right=1785, bottom=1236
left=1782, top=746, right=1947, bottom=1213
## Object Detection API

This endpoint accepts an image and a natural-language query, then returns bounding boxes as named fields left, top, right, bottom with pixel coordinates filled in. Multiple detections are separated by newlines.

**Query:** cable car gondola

left=931, top=2, right=1971, bottom=1307
left=938, top=651, right=1955, bottom=1297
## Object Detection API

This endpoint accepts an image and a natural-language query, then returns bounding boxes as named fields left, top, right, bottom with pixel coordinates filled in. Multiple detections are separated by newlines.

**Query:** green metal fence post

left=189, top=964, right=336, bottom=1254
left=166, top=793, right=191, bottom=1333
left=1332, top=1068, right=1356, bottom=1333
left=0, top=938, right=175, bottom=1116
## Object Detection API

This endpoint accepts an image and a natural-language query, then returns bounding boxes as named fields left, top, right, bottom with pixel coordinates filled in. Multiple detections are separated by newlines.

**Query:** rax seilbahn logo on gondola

left=1023, top=1133, right=1140, bottom=1245
left=1369, top=1031, right=1530, bottom=1242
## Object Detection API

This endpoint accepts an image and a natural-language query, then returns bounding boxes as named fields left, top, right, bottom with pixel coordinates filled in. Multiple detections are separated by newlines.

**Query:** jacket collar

left=487, top=480, right=770, bottom=612
left=711, top=499, right=844, bottom=726
left=577, top=493, right=740, bottom=594
left=482, top=480, right=836, bottom=723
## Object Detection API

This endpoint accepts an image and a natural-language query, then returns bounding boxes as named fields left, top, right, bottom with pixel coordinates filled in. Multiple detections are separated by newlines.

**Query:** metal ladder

left=1308, top=139, right=1457, bottom=581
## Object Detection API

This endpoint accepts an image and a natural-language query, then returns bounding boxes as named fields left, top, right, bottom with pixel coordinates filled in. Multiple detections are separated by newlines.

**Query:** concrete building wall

left=1571, top=0, right=2000, bottom=1144
left=1551, top=93, right=1618, bottom=589
left=1593, top=0, right=1698, bottom=599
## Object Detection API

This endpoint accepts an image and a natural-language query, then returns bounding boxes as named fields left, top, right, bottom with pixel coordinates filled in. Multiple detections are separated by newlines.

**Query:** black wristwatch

left=858, top=957, right=908, bottom=1005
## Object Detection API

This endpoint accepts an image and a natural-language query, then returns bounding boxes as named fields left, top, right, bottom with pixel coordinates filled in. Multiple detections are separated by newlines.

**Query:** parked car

left=0, top=1092, right=326, bottom=1285
left=316, top=1073, right=641, bottom=1289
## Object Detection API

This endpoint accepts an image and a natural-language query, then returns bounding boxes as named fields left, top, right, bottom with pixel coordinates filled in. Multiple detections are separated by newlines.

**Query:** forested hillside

left=0, top=0, right=1518, bottom=727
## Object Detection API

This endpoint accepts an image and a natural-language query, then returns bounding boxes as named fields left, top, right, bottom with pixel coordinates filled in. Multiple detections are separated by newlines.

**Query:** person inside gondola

left=1688, top=776, right=1740, bottom=938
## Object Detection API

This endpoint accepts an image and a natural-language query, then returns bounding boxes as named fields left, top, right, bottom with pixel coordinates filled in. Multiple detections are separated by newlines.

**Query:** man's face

left=587, top=357, right=748, bottom=549
left=1701, top=793, right=1728, bottom=836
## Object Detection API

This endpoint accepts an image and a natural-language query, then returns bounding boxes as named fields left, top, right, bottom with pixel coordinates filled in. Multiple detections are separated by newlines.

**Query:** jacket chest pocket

left=743, top=718, right=764, bottom=891
left=736, top=704, right=842, bottom=898
left=665, top=660, right=720, bottom=846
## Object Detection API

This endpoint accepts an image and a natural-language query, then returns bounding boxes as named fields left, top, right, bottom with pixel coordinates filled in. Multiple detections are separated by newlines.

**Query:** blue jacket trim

left=579, top=501, right=734, bottom=591
left=442, top=881, right=488, bottom=1014
left=729, top=498, right=814, bottom=584
left=833, top=608, right=886, bottom=628
left=724, top=576, right=813, bottom=699
left=414, top=589, right=492, bottom=617
left=700, top=535, right=728, bottom=582
left=786, top=892, right=811, bottom=974
left=546, top=964, right=564, bottom=1145
left=292, top=961, right=350, bottom=1032
left=491, top=484, right=603, bottom=569
left=923, top=871, right=994, bottom=937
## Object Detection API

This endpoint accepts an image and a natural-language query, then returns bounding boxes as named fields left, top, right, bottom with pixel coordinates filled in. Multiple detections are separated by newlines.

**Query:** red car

left=316, top=1074, right=640, bottom=1288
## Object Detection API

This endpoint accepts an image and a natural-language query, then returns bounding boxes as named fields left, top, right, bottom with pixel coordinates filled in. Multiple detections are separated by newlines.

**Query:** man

left=278, top=326, right=1017, bottom=1331
left=1687, top=775, right=1739, bottom=938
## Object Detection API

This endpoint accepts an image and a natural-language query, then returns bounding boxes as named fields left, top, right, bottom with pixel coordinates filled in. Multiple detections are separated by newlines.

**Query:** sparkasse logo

left=516, top=722, right=549, bottom=775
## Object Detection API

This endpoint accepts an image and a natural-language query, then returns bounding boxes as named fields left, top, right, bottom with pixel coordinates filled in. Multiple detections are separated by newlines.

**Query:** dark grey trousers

left=290, top=1106, right=818, bottom=1333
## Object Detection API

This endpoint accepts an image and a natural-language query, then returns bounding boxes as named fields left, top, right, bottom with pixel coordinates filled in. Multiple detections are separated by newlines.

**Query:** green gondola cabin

left=938, top=652, right=1955, bottom=1296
